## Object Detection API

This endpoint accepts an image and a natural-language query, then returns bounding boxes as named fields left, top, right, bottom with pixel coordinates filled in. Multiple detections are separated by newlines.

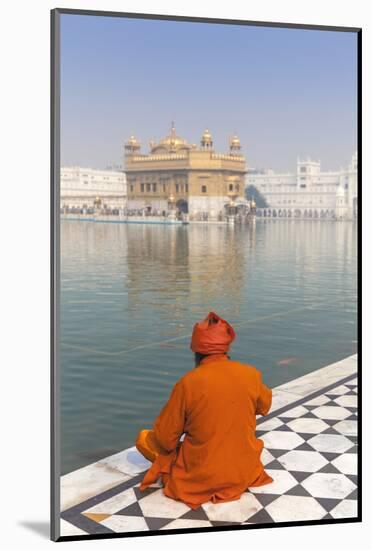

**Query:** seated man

left=136, top=311, right=273, bottom=510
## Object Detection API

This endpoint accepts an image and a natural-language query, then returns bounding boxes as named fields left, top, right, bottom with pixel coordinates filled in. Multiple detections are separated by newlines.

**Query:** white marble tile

left=139, top=489, right=190, bottom=518
left=99, top=446, right=151, bottom=476
left=202, top=492, right=262, bottom=523
left=270, top=390, right=302, bottom=412
left=161, top=519, right=213, bottom=529
left=277, top=405, right=309, bottom=418
left=278, top=450, right=328, bottom=472
left=134, top=479, right=163, bottom=489
left=302, top=473, right=356, bottom=499
left=330, top=499, right=358, bottom=519
left=261, top=448, right=275, bottom=466
left=60, top=462, right=130, bottom=511
left=331, top=454, right=358, bottom=475
left=258, top=355, right=355, bottom=419
left=258, top=417, right=283, bottom=431
left=305, top=395, right=331, bottom=406
left=307, top=434, right=354, bottom=454
left=60, top=518, right=87, bottom=537
left=260, top=430, right=304, bottom=450
left=286, top=378, right=339, bottom=398
left=287, top=418, right=329, bottom=434
left=312, top=406, right=351, bottom=421
left=100, top=514, right=149, bottom=532
left=249, top=469, right=297, bottom=495
left=274, top=356, right=357, bottom=398
left=84, top=487, right=136, bottom=515
left=266, top=495, right=327, bottom=523
left=332, top=420, right=357, bottom=436
left=325, top=385, right=352, bottom=396
left=334, top=395, right=358, bottom=408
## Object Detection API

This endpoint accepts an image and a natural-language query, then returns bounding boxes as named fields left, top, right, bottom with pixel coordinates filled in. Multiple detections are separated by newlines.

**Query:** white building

left=60, top=167, right=127, bottom=212
left=246, top=152, right=357, bottom=220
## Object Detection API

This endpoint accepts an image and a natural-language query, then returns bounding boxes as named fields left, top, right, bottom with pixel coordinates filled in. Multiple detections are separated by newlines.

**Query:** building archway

left=176, top=199, right=188, bottom=214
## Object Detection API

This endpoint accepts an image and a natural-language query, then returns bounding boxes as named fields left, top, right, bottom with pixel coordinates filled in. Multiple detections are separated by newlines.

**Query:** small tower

left=335, top=185, right=347, bottom=220
left=229, top=133, right=241, bottom=154
left=201, top=128, right=213, bottom=150
left=124, top=135, right=141, bottom=155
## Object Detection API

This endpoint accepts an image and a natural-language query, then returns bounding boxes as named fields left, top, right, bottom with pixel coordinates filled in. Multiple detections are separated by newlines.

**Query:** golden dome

left=150, top=123, right=191, bottom=153
left=201, top=128, right=213, bottom=141
left=158, top=122, right=189, bottom=149
left=201, top=128, right=213, bottom=149
left=125, top=135, right=140, bottom=150
left=230, top=134, right=241, bottom=148
left=160, top=135, right=187, bottom=147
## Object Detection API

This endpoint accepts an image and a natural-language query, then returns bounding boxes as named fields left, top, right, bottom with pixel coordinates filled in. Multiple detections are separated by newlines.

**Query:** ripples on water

left=60, top=220, right=357, bottom=474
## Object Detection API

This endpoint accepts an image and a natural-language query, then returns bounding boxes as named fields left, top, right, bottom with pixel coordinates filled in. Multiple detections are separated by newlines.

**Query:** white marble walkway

left=59, top=354, right=358, bottom=539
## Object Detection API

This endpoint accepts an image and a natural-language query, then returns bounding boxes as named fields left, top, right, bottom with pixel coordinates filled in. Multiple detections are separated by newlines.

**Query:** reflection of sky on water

left=60, top=220, right=357, bottom=474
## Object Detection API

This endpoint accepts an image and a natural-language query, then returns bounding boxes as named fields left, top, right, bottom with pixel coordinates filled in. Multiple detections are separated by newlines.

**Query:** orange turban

left=190, top=311, right=236, bottom=354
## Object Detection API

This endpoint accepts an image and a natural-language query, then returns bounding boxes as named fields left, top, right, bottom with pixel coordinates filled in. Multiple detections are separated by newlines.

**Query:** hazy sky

left=60, top=14, right=358, bottom=172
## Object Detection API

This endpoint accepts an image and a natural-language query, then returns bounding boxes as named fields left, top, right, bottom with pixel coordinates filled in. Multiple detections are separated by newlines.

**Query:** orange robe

left=136, top=354, right=273, bottom=509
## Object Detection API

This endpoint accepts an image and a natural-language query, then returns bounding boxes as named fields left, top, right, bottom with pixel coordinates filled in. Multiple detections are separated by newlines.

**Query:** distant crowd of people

left=125, top=208, right=168, bottom=217
left=60, top=206, right=254, bottom=222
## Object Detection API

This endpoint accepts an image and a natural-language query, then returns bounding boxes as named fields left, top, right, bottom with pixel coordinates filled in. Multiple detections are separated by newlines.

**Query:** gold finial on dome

left=229, top=133, right=241, bottom=151
left=125, top=135, right=141, bottom=153
left=201, top=128, right=213, bottom=149
left=153, top=123, right=190, bottom=152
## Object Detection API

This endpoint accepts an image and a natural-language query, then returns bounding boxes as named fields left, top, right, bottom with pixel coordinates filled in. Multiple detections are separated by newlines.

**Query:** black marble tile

left=181, top=507, right=210, bottom=521
left=316, top=498, right=341, bottom=512
left=252, top=493, right=281, bottom=507
left=285, top=484, right=313, bottom=497
left=247, top=508, right=274, bottom=524
left=145, top=517, right=174, bottom=530
left=116, top=501, right=144, bottom=517
left=318, top=463, right=342, bottom=474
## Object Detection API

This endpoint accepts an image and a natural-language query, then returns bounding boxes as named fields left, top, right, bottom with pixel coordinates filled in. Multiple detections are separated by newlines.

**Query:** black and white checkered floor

left=61, top=373, right=358, bottom=535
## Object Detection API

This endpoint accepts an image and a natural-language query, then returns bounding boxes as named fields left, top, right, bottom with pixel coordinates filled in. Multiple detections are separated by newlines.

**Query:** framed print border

left=51, top=8, right=362, bottom=542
